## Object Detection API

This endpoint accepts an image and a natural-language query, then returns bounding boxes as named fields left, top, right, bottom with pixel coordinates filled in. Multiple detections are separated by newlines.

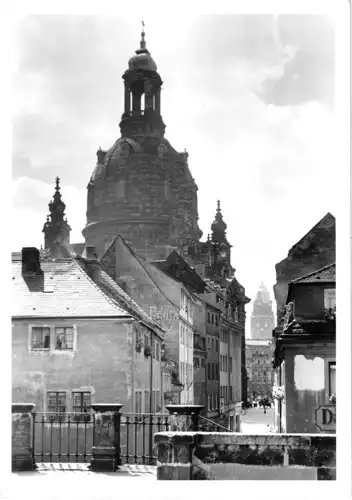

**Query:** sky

left=12, top=13, right=338, bottom=330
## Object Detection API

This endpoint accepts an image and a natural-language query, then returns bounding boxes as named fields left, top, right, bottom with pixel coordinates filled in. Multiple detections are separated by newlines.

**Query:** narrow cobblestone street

left=241, top=407, right=275, bottom=433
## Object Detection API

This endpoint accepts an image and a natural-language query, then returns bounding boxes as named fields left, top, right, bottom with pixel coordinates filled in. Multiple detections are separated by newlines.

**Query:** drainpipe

left=149, top=331, right=153, bottom=463
left=150, top=332, right=153, bottom=413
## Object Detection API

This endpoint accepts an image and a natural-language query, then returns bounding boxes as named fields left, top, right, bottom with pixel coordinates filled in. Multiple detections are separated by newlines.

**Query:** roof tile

left=12, top=257, right=130, bottom=318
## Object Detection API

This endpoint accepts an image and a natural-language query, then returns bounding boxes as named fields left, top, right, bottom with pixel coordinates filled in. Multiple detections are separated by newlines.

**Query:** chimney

left=84, top=245, right=101, bottom=283
left=22, top=247, right=41, bottom=275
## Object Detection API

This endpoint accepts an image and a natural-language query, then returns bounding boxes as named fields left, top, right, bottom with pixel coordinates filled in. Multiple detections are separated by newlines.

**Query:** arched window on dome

left=153, top=95, right=156, bottom=111
left=141, top=93, right=145, bottom=113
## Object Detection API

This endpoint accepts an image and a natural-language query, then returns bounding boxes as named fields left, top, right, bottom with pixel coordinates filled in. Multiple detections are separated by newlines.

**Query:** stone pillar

left=12, top=403, right=35, bottom=471
left=155, top=90, right=161, bottom=114
left=124, top=83, right=130, bottom=114
left=155, top=432, right=195, bottom=480
left=165, top=405, right=205, bottom=431
left=90, top=404, right=123, bottom=472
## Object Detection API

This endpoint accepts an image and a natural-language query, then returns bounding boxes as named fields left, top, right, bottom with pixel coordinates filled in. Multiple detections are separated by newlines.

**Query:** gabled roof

left=288, top=212, right=336, bottom=256
left=103, top=236, right=184, bottom=309
left=12, top=254, right=130, bottom=319
left=152, top=250, right=209, bottom=295
left=291, top=263, right=335, bottom=284
left=98, top=269, right=164, bottom=337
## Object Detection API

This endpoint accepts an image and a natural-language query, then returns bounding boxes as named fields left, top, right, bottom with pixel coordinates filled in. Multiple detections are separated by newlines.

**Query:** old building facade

left=273, top=263, right=336, bottom=433
left=12, top=247, right=165, bottom=416
left=274, top=213, right=335, bottom=325
left=100, top=235, right=197, bottom=405
left=246, top=339, right=273, bottom=401
left=152, top=248, right=244, bottom=430
left=272, top=213, right=336, bottom=433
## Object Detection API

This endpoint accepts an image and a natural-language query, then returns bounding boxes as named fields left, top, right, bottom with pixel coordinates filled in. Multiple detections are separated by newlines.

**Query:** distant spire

left=141, top=21, right=146, bottom=50
left=211, top=199, right=227, bottom=243
left=136, top=20, right=149, bottom=54
left=43, top=177, right=71, bottom=252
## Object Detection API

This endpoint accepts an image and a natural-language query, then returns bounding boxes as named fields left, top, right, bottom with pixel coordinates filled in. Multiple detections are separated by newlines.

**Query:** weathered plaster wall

left=12, top=317, right=162, bottom=413
left=284, top=346, right=335, bottom=433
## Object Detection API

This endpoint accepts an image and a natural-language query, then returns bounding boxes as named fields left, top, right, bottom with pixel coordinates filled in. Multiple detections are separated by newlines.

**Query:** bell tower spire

left=43, top=177, right=71, bottom=255
left=211, top=200, right=228, bottom=243
left=120, top=23, right=165, bottom=139
left=139, top=21, right=146, bottom=51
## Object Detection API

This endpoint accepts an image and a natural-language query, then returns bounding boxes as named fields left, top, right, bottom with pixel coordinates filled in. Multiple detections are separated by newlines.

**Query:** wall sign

left=315, top=405, right=336, bottom=432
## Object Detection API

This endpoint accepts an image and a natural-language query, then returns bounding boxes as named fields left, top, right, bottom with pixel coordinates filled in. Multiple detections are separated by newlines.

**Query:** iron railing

left=33, top=412, right=94, bottom=463
left=198, top=415, right=234, bottom=432
left=120, top=413, right=170, bottom=465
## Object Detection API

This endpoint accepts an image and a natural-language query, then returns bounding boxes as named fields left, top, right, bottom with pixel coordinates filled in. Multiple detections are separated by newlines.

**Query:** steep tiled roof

left=291, top=263, right=335, bottom=284
left=12, top=256, right=130, bottom=318
left=98, top=270, right=164, bottom=336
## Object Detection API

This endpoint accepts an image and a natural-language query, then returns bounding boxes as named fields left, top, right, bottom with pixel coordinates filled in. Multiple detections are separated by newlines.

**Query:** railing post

left=165, top=405, right=205, bottom=432
left=90, top=404, right=123, bottom=472
left=12, top=403, right=36, bottom=471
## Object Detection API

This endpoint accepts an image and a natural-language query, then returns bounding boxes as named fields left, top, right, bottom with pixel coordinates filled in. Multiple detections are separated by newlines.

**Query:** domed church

left=82, top=26, right=202, bottom=260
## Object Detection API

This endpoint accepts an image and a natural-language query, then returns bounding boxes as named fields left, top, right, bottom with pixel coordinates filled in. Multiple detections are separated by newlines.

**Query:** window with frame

left=215, top=315, right=218, bottom=326
left=72, top=392, right=91, bottom=421
left=194, top=357, right=200, bottom=369
left=47, top=391, right=66, bottom=421
left=156, top=342, right=160, bottom=361
left=229, top=386, right=233, bottom=401
left=324, top=289, right=336, bottom=310
left=201, top=358, right=205, bottom=368
left=55, top=327, right=74, bottom=350
left=32, top=326, right=50, bottom=349
left=207, top=312, right=211, bottom=323
left=329, top=362, right=336, bottom=397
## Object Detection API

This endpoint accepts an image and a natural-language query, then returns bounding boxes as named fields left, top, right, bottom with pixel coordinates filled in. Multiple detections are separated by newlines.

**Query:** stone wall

left=12, top=404, right=35, bottom=471
left=155, top=432, right=336, bottom=480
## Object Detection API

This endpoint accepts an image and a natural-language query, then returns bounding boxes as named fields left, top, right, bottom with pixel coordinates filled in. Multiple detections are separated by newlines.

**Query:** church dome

left=128, top=52, right=157, bottom=72
left=128, top=27, right=157, bottom=72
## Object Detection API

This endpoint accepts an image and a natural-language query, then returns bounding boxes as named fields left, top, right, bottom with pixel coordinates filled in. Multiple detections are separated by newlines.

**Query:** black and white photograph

left=4, top=3, right=351, bottom=498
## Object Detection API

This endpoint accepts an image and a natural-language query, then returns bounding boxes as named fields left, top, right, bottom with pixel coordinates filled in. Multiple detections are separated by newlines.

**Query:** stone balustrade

left=155, top=432, right=336, bottom=480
